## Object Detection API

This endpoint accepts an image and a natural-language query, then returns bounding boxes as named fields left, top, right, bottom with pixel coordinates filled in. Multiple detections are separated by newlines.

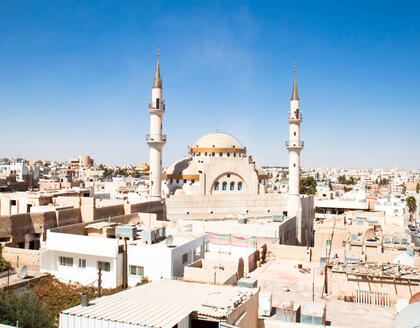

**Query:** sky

left=0, top=1, right=419, bottom=169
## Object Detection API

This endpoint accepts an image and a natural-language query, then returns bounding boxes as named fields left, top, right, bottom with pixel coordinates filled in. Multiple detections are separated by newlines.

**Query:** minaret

left=286, top=63, right=303, bottom=196
left=146, top=47, right=166, bottom=201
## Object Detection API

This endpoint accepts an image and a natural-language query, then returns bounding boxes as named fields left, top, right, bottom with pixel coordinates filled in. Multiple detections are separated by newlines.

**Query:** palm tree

left=406, top=196, right=416, bottom=220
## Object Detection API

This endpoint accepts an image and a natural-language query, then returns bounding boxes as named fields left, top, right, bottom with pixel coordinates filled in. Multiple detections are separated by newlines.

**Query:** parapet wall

left=56, top=208, right=82, bottom=227
left=166, top=194, right=289, bottom=220
left=126, top=201, right=166, bottom=220
left=94, top=204, right=125, bottom=220
left=2, top=247, right=40, bottom=269
left=267, top=244, right=312, bottom=262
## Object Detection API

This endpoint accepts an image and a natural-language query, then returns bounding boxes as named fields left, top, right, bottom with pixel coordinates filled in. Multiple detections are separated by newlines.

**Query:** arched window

left=222, top=182, right=227, bottom=190
left=238, top=182, right=243, bottom=190
left=214, top=182, right=219, bottom=190
left=230, top=182, right=235, bottom=190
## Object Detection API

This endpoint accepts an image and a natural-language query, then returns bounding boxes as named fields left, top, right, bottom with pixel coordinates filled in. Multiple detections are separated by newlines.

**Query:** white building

left=59, top=279, right=259, bottom=328
left=41, top=217, right=208, bottom=288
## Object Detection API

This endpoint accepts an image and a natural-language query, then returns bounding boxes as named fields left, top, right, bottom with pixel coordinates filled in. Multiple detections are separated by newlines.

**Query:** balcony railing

left=286, top=141, right=304, bottom=147
left=288, top=112, right=302, bottom=120
left=148, top=103, right=166, bottom=111
left=146, top=134, right=167, bottom=142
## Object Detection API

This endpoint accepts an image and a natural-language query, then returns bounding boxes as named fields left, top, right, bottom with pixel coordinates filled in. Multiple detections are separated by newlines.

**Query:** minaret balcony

left=146, top=134, right=167, bottom=144
left=148, top=103, right=165, bottom=114
left=286, top=140, right=304, bottom=149
left=288, top=111, right=302, bottom=123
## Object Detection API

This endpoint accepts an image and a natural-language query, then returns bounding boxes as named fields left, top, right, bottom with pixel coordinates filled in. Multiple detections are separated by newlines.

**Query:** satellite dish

left=18, top=265, right=28, bottom=279
left=393, top=253, right=414, bottom=266
left=165, top=235, right=174, bottom=247
left=409, top=291, right=420, bottom=304
left=364, top=228, right=376, bottom=241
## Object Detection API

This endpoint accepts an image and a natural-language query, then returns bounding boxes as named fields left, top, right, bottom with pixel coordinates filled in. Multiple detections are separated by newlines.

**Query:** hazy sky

left=0, top=1, right=419, bottom=169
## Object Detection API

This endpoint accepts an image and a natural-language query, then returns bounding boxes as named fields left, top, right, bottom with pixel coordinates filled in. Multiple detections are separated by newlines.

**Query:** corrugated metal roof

left=61, top=279, right=258, bottom=328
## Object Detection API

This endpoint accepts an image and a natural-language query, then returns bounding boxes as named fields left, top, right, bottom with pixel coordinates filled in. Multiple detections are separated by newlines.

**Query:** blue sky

left=0, top=1, right=419, bottom=169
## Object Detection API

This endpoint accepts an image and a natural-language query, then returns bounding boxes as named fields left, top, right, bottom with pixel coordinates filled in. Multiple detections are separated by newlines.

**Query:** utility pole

left=98, top=264, right=102, bottom=297
left=312, top=268, right=315, bottom=302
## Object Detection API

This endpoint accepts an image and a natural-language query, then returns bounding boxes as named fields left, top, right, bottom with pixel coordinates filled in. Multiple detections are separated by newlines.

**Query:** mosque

left=146, top=51, right=314, bottom=246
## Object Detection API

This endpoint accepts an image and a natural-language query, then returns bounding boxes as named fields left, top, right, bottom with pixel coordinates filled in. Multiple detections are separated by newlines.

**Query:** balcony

left=288, top=112, right=302, bottom=120
left=286, top=140, right=304, bottom=148
left=148, top=103, right=166, bottom=113
left=146, top=134, right=167, bottom=143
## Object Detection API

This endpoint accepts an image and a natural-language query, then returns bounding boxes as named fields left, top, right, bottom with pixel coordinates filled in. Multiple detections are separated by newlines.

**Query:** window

left=60, top=256, right=73, bottom=267
left=233, top=153, right=236, bottom=157
left=205, top=152, right=207, bottom=156
left=183, top=179, right=187, bottom=183
left=182, top=253, right=189, bottom=264
left=214, top=182, right=219, bottom=190
left=293, top=163, right=296, bottom=167
left=227, top=153, right=230, bottom=157
left=230, top=182, right=235, bottom=190
left=97, top=261, right=111, bottom=272
left=238, top=182, right=243, bottom=190
left=79, top=259, right=86, bottom=268
left=130, top=265, right=144, bottom=276
left=219, top=152, right=223, bottom=157
left=227, top=174, right=231, bottom=178
left=10, top=200, right=16, bottom=206
left=169, top=179, right=173, bottom=184
left=294, top=132, right=296, bottom=136
left=212, top=153, right=215, bottom=157
left=222, top=182, right=227, bottom=190
left=176, top=179, right=179, bottom=183
left=191, top=179, right=195, bottom=183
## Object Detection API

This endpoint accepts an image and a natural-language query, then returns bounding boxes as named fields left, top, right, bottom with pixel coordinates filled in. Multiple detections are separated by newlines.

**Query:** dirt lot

left=250, top=259, right=396, bottom=328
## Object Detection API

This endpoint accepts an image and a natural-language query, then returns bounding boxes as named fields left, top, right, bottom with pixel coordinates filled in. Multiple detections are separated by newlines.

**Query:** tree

left=29, top=275, right=122, bottom=324
left=328, top=179, right=333, bottom=191
left=406, top=196, right=417, bottom=215
left=0, top=291, right=54, bottom=328
left=300, top=177, right=317, bottom=195
left=0, top=245, right=10, bottom=273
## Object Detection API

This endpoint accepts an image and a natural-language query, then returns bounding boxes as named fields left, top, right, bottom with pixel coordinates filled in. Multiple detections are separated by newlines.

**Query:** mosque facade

left=146, top=51, right=314, bottom=246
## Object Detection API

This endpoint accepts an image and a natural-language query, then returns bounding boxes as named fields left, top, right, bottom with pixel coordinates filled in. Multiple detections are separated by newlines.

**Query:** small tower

left=146, top=48, right=166, bottom=201
left=287, top=64, right=303, bottom=196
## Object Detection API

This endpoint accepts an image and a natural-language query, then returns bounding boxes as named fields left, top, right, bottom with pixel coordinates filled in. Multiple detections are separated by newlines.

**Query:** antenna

left=18, top=265, right=27, bottom=279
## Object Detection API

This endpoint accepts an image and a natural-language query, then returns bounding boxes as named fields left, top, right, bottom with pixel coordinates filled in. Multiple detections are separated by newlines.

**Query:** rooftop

left=61, top=279, right=258, bottom=327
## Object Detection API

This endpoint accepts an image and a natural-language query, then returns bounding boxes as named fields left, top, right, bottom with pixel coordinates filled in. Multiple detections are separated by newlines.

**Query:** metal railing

left=354, top=290, right=390, bottom=307
left=288, top=112, right=302, bottom=120
left=146, top=134, right=167, bottom=142
left=148, top=103, right=166, bottom=111
left=285, top=141, right=304, bottom=147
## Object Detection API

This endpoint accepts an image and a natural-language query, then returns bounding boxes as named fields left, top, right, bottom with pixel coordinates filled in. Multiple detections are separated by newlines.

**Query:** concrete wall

left=183, top=259, right=238, bottom=285
left=94, top=204, right=124, bottom=220
left=227, top=289, right=259, bottom=328
left=56, top=208, right=82, bottom=227
left=125, top=200, right=166, bottom=221
left=267, top=244, right=312, bottom=262
left=2, top=247, right=40, bottom=269
left=166, top=193, right=289, bottom=220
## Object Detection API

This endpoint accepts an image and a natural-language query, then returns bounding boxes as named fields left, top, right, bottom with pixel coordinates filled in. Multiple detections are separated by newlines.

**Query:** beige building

left=163, top=132, right=268, bottom=196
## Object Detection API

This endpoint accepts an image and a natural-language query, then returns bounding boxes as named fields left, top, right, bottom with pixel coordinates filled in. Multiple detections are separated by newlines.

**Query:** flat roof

left=61, top=279, right=258, bottom=328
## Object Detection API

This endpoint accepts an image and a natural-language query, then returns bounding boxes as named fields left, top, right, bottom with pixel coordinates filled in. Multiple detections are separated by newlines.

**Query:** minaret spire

left=291, top=62, right=299, bottom=101
left=147, top=48, right=166, bottom=201
left=153, top=46, right=162, bottom=89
